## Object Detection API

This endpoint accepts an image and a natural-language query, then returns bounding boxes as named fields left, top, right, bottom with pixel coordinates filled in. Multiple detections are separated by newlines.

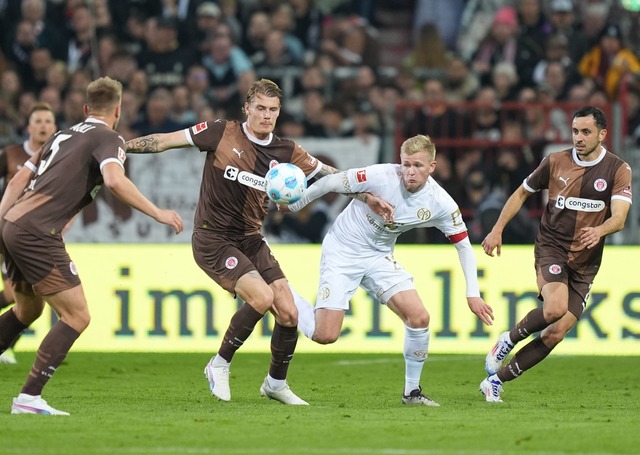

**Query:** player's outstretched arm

left=0, top=151, right=40, bottom=219
left=126, top=130, right=190, bottom=154
left=102, top=162, right=184, bottom=234
left=287, top=172, right=346, bottom=212
left=482, top=185, right=531, bottom=257
left=452, top=235, right=494, bottom=326
left=313, top=162, right=393, bottom=220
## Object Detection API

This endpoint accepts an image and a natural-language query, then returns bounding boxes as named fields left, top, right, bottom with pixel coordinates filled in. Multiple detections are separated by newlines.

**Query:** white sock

left=266, top=374, right=285, bottom=391
left=211, top=354, right=230, bottom=367
left=289, top=284, right=316, bottom=339
left=403, top=326, right=430, bottom=396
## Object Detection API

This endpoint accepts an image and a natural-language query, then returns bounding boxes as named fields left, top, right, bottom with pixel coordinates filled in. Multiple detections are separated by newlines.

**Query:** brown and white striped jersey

left=4, top=118, right=126, bottom=238
left=185, top=120, right=322, bottom=237
left=524, top=148, right=632, bottom=273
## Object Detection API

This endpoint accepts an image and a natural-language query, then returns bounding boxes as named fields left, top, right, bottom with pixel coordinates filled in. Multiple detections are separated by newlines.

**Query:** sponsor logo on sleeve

left=118, top=147, right=126, bottom=163
left=225, top=257, right=238, bottom=270
left=356, top=169, right=367, bottom=183
left=192, top=122, right=208, bottom=135
left=622, top=185, right=632, bottom=197
left=308, top=156, right=317, bottom=166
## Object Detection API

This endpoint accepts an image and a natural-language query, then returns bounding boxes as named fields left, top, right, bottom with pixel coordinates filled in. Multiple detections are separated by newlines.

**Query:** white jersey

left=326, top=164, right=466, bottom=253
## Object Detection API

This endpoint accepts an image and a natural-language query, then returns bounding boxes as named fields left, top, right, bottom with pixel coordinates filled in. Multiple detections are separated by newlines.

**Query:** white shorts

left=315, top=235, right=414, bottom=311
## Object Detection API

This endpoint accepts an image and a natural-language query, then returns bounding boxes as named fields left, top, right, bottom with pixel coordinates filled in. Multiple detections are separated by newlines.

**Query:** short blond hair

left=400, top=134, right=436, bottom=161
left=245, top=78, right=283, bottom=106
left=86, top=76, right=122, bottom=113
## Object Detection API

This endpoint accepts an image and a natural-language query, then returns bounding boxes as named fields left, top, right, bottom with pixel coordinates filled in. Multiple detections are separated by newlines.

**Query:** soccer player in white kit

left=285, top=134, right=495, bottom=406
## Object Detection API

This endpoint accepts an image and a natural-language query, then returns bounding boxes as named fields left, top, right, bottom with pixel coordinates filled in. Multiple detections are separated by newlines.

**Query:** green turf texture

left=1, top=352, right=638, bottom=455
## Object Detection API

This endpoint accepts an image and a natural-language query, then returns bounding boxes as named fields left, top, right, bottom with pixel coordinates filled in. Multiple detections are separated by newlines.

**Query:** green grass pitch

left=1, top=352, right=638, bottom=454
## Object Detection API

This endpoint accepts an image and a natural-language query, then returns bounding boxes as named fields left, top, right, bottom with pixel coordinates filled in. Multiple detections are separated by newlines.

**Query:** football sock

left=289, top=284, right=315, bottom=339
left=269, top=322, right=298, bottom=380
left=497, top=336, right=553, bottom=382
left=510, top=307, right=548, bottom=343
left=266, top=374, right=286, bottom=391
left=0, top=308, right=27, bottom=353
left=0, top=291, right=11, bottom=309
left=218, top=303, right=263, bottom=363
left=403, top=326, right=430, bottom=395
left=8, top=331, right=22, bottom=349
left=22, top=320, right=80, bottom=396
left=211, top=354, right=230, bottom=367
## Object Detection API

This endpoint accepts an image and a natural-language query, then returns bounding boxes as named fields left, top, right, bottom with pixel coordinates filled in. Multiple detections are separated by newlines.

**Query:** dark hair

left=573, top=106, right=607, bottom=130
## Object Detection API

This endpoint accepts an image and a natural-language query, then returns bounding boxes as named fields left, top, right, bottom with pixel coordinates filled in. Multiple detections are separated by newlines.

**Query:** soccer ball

left=265, top=163, right=307, bottom=204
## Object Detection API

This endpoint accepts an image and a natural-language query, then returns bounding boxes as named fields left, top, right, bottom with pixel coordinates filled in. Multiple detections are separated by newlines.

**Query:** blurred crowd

left=1, top=0, right=640, bottom=244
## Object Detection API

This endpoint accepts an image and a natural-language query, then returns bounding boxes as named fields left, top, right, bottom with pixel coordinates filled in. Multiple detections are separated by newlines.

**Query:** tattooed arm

left=126, top=130, right=190, bottom=154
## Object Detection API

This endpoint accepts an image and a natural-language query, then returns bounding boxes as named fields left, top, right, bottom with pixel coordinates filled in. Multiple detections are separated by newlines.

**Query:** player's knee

left=67, top=312, right=91, bottom=333
left=543, top=305, right=567, bottom=323
left=251, top=288, right=276, bottom=313
left=312, top=331, right=339, bottom=345
left=406, top=311, right=430, bottom=329
left=277, top=308, right=298, bottom=327
left=541, top=329, right=565, bottom=347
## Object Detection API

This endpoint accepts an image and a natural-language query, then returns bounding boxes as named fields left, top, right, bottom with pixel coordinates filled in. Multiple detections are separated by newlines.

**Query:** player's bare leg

left=313, top=309, right=344, bottom=344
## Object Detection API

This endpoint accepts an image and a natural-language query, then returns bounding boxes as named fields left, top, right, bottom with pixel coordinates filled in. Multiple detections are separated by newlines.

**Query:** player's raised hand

left=467, top=297, right=494, bottom=326
left=156, top=209, right=184, bottom=234
left=366, top=194, right=394, bottom=223
left=482, top=230, right=502, bottom=257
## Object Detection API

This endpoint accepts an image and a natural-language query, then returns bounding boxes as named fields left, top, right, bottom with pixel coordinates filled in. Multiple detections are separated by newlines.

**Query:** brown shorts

left=0, top=221, right=81, bottom=295
left=191, top=228, right=285, bottom=293
left=535, top=254, right=595, bottom=319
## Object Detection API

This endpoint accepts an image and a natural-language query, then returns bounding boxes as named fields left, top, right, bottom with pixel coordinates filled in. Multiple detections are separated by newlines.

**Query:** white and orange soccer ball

left=265, top=163, right=307, bottom=204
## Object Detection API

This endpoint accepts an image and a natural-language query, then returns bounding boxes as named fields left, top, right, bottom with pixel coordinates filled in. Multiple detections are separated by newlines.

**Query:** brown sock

left=0, top=308, right=28, bottom=352
left=268, top=323, right=298, bottom=380
left=497, top=337, right=553, bottom=382
left=509, top=307, right=549, bottom=343
left=22, top=321, right=80, bottom=396
left=0, top=292, right=11, bottom=309
left=217, top=303, right=263, bottom=362
left=8, top=332, right=23, bottom=349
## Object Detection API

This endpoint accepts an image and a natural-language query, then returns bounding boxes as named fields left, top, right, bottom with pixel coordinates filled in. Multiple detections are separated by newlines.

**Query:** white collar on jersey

left=572, top=146, right=607, bottom=167
left=23, top=140, right=36, bottom=157
left=242, top=122, right=272, bottom=145
left=85, top=117, right=108, bottom=126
